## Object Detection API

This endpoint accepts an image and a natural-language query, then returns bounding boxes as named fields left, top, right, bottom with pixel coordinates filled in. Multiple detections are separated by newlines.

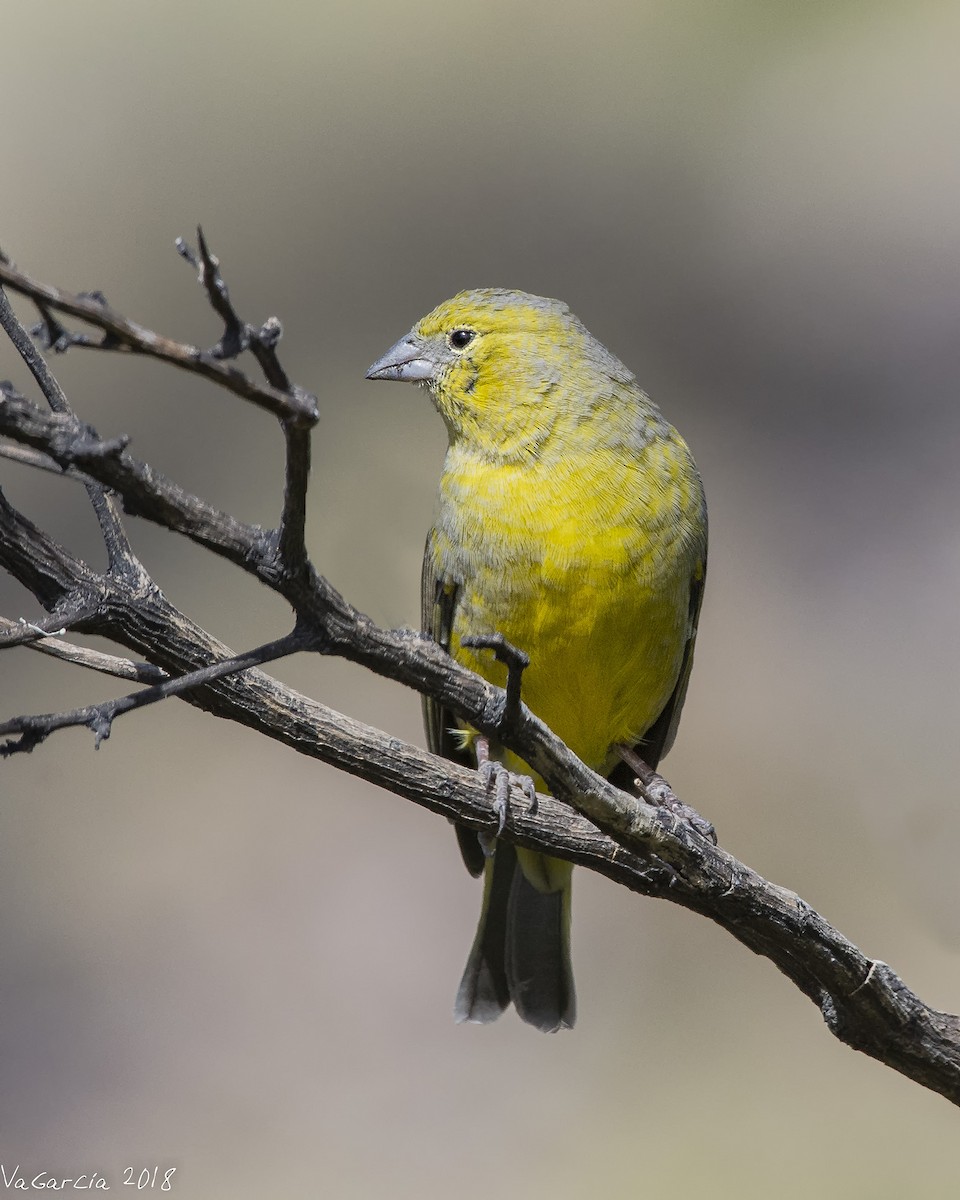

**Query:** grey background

left=3, top=2, right=960, bottom=1195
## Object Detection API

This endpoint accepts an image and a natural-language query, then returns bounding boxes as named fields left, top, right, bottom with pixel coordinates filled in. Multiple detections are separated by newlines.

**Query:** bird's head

left=366, top=289, right=636, bottom=459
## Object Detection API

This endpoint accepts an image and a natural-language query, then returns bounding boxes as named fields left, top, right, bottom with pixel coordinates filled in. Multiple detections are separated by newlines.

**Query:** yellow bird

left=367, top=290, right=707, bottom=1032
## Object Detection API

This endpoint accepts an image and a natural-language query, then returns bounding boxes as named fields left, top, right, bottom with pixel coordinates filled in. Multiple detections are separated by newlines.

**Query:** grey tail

left=505, top=854, right=576, bottom=1032
left=454, top=841, right=576, bottom=1033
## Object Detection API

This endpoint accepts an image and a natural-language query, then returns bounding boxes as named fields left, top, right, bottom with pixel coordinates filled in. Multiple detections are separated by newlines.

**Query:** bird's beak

left=365, top=336, right=436, bottom=383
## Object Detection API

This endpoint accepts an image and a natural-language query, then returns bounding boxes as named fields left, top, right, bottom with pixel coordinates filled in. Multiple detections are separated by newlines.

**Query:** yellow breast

left=430, top=428, right=705, bottom=773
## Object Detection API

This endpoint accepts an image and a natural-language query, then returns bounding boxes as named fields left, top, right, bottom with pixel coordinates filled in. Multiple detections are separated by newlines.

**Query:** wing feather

left=421, top=532, right=486, bottom=877
left=609, top=551, right=706, bottom=785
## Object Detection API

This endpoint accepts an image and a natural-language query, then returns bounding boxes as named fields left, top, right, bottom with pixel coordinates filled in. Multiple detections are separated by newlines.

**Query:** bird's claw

left=646, top=778, right=716, bottom=843
left=478, top=759, right=510, bottom=836
left=615, top=744, right=717, bottom=844
left=478, top=759, right=537, bottom=838
left=670, top=802, right=716, bottom=844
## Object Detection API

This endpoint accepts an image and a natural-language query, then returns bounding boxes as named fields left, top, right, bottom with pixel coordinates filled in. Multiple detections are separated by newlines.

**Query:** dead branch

left=1, top=242, right=958, bottom=1106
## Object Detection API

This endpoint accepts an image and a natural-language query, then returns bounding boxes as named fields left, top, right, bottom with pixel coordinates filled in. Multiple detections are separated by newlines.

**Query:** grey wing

left=610, top=551, right=707, bottom=784
left=421, top=532, right=486, bottom=877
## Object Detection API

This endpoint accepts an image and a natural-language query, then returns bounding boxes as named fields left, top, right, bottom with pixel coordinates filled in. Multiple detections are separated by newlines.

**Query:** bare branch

left=0, top=617, right=167, bottom=682
left=0, top=286, right=136, bottom=576
left=278, top=421, right=311, bottom=570
left=13, top=537, right=960, bottom=1106
left=2, top=231, right=313, bottom=579
left=178, top=230, right=311, bottom=569
left=0, top=611, right=86, bottom=649
left=0, top=337, right=900, bottom=920
left=181, top=228, right=293, bottom=391
left=0, top=392, right=563, bottom=801
left=0, top=436, right=89, bottom=480
left=0, top=253, right=317, bottom=425
left=0, top=391, right=270, bottom=568
left=0, top=630, right=307, bottom=756
left=2, top=245, right=959, bottom=1109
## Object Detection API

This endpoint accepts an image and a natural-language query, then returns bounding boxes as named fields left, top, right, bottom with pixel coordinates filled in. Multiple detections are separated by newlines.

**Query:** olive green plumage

left=368, top=289, right=706, bottom=1031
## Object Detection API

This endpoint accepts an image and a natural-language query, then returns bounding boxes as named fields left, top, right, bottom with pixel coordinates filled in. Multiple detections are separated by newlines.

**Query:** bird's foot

left=475, top=736, right=537, bottom=850
left=643, top=774, right=717, bottom=844
left=615, top=744, right=717, bottom=844
left=460, top=632, right=529, bottom=734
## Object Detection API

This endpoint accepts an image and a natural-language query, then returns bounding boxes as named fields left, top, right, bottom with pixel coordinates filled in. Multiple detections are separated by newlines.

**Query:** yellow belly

left=432, top=432, right=704, bottom=774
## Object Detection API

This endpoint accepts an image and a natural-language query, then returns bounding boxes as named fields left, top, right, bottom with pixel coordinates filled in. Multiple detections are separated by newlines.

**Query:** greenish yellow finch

left=367, top=290, right=707, bottom=1031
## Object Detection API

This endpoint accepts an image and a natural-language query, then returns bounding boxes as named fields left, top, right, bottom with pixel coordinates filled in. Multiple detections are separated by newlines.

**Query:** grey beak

left=366, top=336, right=436, bottom=383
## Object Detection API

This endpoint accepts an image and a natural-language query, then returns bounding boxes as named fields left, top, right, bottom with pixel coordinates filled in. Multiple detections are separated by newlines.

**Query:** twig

left=184, top=228, right=293, bottom=391
left=177, top=229, right=251, bottom=363
left=0, top=630, right=307, bottom=756
left=0, top=391, right=271, bottom=567
left=278, top=421, right=311, bottom=569
left=179, top=230, right=312, bottom=569
left=0, top=289, right=72, bottom=413
left=0, top=616, right=167, bottom=682
left=0, top=287, right=137, bottom=578
left=0, top=612, right=77, bottom=648
left=2, top=243, right=314, bottom=574
left=0, top=437, right=88, bottom=480
left=0, top=255, right=317, bottom=425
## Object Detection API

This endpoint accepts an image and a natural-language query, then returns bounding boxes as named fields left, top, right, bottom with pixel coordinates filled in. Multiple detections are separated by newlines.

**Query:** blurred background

left=3, top=0, right=960, bottom=1194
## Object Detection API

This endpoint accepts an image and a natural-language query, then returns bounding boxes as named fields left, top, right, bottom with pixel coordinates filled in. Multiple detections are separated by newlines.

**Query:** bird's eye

left=449, top=329, right=475, bottom=350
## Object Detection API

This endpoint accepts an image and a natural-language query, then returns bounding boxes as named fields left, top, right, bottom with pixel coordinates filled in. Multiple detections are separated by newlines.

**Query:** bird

left=366, top=289, right=707, bottom=1032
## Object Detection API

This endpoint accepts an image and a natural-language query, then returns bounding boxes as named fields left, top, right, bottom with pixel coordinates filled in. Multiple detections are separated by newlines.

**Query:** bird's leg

left=462, top=632, right=538, bottom=846
left=461, top=632, right=529, bottom=736
left=615, top=744, right=717, bottom=844
left=475, top=735, right=509, bottom=847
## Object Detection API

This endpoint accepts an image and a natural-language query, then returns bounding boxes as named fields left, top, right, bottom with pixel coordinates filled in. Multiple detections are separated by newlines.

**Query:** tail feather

left=454, top=839, right=512, bottom=1023
left=454, top=839, right=576, bottom=1032
left=506, top=855, right=575, bottom=1032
